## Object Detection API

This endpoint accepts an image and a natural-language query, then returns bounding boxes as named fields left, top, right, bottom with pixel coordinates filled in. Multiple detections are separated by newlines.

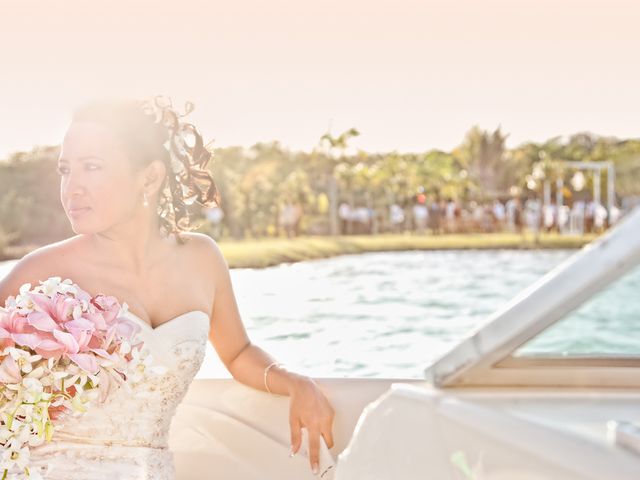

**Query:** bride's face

left=57, top=121, right=143, bottom=234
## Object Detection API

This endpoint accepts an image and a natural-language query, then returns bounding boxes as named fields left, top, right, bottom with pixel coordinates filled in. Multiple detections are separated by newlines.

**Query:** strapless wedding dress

left=28, top=310, right=211, bottom=480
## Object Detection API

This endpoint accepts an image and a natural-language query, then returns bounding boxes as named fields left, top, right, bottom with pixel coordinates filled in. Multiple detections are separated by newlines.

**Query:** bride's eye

left=86, top=163, right=101, bottom=171
left=56, top=165, right=69, bottom=176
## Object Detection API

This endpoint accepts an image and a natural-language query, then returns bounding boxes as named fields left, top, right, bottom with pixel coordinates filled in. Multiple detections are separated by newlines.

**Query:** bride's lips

left=68, top=207, right=92, bottom=218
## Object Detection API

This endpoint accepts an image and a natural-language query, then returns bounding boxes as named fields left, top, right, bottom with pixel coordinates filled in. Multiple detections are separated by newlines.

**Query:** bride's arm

left=203, top=235, right=301, bottom=393
left=197, top=235, right=335, bottom=474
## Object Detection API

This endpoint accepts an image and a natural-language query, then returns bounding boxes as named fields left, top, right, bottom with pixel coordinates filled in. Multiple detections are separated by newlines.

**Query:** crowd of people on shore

left=204, top=197, right=304, bottom=239
left=203, top=194, right=626, bottom=240
left=339, top=194, right=624, bottom=236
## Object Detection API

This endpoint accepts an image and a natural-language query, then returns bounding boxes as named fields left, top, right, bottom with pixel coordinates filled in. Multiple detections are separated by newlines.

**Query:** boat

left=169, top=206, right=640, bottom=479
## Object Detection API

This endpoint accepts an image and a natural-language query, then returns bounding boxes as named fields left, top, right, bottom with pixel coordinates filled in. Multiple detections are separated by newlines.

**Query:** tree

left=318, top=127, right=360, bottom=235
left=455, top=126, right=515, bottom=198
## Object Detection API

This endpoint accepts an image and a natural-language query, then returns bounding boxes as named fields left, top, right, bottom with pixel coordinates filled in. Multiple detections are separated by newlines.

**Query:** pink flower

left=98, top=317, right=140, bottom=353
left=115, top=317, right=140, bottom=340
left=67, top=353, right=98, bottom=374
left=28, top=291, right=58, bottom=319
left=53, top=329, right=80, bottom=354
left=53, top=294, right=79, bottom=323
left=64, top=317, right=96, bottom=332
left=0, top=310, right=16, bottom=350
left=83, top=310, right=110, bottom=331
left=10, top=332, right=43, bottom=350
left=26, top=311, right=58, bottom=332
left=0, top=309, right=40, bottom=349
left=33, top=338, right=66, bottom=359
left=0, top=354, right=21, bottom=384
left=73, top=285, right=92, bottom=304
left=50, top=328, right=100, bottom=374
left=91, top=294, right=121, bottom=324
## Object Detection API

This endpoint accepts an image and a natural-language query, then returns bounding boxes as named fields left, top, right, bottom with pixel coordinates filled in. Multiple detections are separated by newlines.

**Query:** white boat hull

left=170, top=378, right=640, bottom=479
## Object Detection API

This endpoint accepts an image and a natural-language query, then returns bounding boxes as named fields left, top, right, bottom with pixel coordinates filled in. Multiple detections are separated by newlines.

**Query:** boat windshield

left=424, top=205, right=640, bottom=387
left=513, top=262, right=640, bottom=359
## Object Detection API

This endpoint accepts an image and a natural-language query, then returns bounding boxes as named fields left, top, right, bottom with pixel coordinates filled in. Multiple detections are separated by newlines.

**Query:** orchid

left=0, top=277, right=165, bottom=479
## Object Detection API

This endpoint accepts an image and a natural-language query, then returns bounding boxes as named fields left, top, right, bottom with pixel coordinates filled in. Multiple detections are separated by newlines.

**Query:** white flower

left=70, top=393, right=89, bottom=414
left=18, top=283, right=32, bottom=296
left=4, top=296, right=17, bottom=309
left=57, top=278, right=77, bottom=296
left=21, top=377, right=44, bottom=404
left=33, top=277, right=77, bottom=302
left=38, top=277, right=62, bottom=297
left=16, top=422, right=37, bottom=445
left=117, top=302, right=130, bottom=320
left=7, top=348, right=28, bottom=361
left=119, top=341, right=131, bottom=355
left=25, top=365, right=45, bottom=380
left=12, top=287, right=34, bottom=312
left=11, top=351, right=42, bottom=375
left=67, top=370, right=88, bottom=388
left=8, top=417, right=25, bottom=433
left=0, top=423, right=13, bottom=442
left=1, top=437, right=30, bottom=470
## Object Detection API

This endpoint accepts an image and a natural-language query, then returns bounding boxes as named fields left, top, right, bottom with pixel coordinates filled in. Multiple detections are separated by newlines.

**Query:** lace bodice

left=28, top=310, right=211, bottom=480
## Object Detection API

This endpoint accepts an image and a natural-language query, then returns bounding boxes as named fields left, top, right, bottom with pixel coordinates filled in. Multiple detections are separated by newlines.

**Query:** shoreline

left=208, top=232, right=595, bottom=268
left=0, top=233, right=598, bottom=269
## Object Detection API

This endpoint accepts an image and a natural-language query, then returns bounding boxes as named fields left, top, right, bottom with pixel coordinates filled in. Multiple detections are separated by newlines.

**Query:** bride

left=0, top=96, right=335, bottom=479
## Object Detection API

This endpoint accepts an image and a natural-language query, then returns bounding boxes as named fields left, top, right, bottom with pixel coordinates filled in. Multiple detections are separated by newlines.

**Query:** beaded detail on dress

left=28, top=310, right=210, bottom=480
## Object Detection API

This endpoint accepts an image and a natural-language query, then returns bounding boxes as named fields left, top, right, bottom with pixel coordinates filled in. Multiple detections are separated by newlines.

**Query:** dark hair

left=71, top=95, right=221, bottom=244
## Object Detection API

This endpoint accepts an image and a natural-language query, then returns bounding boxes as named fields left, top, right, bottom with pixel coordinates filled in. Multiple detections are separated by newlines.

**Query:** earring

left=143, top=191, right=149, bottom=207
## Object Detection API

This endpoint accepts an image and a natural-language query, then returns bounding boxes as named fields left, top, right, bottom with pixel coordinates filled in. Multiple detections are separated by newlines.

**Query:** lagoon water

left=1, top=249, right=639, bottom=379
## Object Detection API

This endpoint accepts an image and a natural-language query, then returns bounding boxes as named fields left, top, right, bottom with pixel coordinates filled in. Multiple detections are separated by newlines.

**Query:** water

left=2, top=249, right=638, bottom=379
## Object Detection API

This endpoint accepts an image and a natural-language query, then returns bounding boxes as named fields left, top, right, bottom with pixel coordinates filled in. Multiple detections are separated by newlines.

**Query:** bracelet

left=264, top=361, right=283, bottom=394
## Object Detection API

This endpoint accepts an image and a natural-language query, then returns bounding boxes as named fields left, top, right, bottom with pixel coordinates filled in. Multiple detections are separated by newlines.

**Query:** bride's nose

left=62, top=171, right=87, bottom=199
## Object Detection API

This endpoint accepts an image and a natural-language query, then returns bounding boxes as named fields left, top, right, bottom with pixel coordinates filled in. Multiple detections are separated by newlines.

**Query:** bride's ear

left=142, top=159, right=167, bottom=197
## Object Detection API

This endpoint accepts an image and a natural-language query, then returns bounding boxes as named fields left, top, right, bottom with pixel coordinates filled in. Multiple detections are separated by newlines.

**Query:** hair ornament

left=140, top=94, right=220, bottom=237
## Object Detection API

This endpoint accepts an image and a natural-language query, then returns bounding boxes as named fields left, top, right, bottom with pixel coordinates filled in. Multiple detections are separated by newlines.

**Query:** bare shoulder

left=179, top=232, right=229, bottom=274
left=0, top=236, right=85, bottom=303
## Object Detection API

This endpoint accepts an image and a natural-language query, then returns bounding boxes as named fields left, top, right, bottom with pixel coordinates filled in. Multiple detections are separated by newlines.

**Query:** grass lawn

left=217, top=232, right=598, bottom=269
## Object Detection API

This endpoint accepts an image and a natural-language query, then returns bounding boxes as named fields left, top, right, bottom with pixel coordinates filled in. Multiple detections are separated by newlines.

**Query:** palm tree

left=456, top=126, right=511, bottom=198
left=318, top=127, right=360, bottom=235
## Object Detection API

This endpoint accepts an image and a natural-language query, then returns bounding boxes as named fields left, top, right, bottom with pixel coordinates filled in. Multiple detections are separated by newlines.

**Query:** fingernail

left=289, top=446, right=296, bottom=457
left=312, top=463, right=319, bottom=475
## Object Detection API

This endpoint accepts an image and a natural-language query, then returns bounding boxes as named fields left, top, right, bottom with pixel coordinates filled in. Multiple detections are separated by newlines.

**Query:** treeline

left=0, top=127, right=639, bottom=252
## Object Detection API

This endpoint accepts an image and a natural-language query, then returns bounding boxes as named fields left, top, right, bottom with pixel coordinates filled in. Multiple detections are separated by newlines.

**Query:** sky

left=0, top=0, right=639, bottom=160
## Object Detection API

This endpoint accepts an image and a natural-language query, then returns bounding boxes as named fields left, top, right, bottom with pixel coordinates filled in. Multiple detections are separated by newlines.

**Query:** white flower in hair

left=170, top=153, right=185, bottom=175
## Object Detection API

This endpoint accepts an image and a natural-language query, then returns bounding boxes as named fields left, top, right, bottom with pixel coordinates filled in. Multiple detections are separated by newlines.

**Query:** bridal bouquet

left=0, top=276, right=166, bottom=479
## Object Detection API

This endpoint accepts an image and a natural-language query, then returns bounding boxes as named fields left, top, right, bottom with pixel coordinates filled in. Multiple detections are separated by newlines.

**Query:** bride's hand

left=287, top=374, right=335, bottom=475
